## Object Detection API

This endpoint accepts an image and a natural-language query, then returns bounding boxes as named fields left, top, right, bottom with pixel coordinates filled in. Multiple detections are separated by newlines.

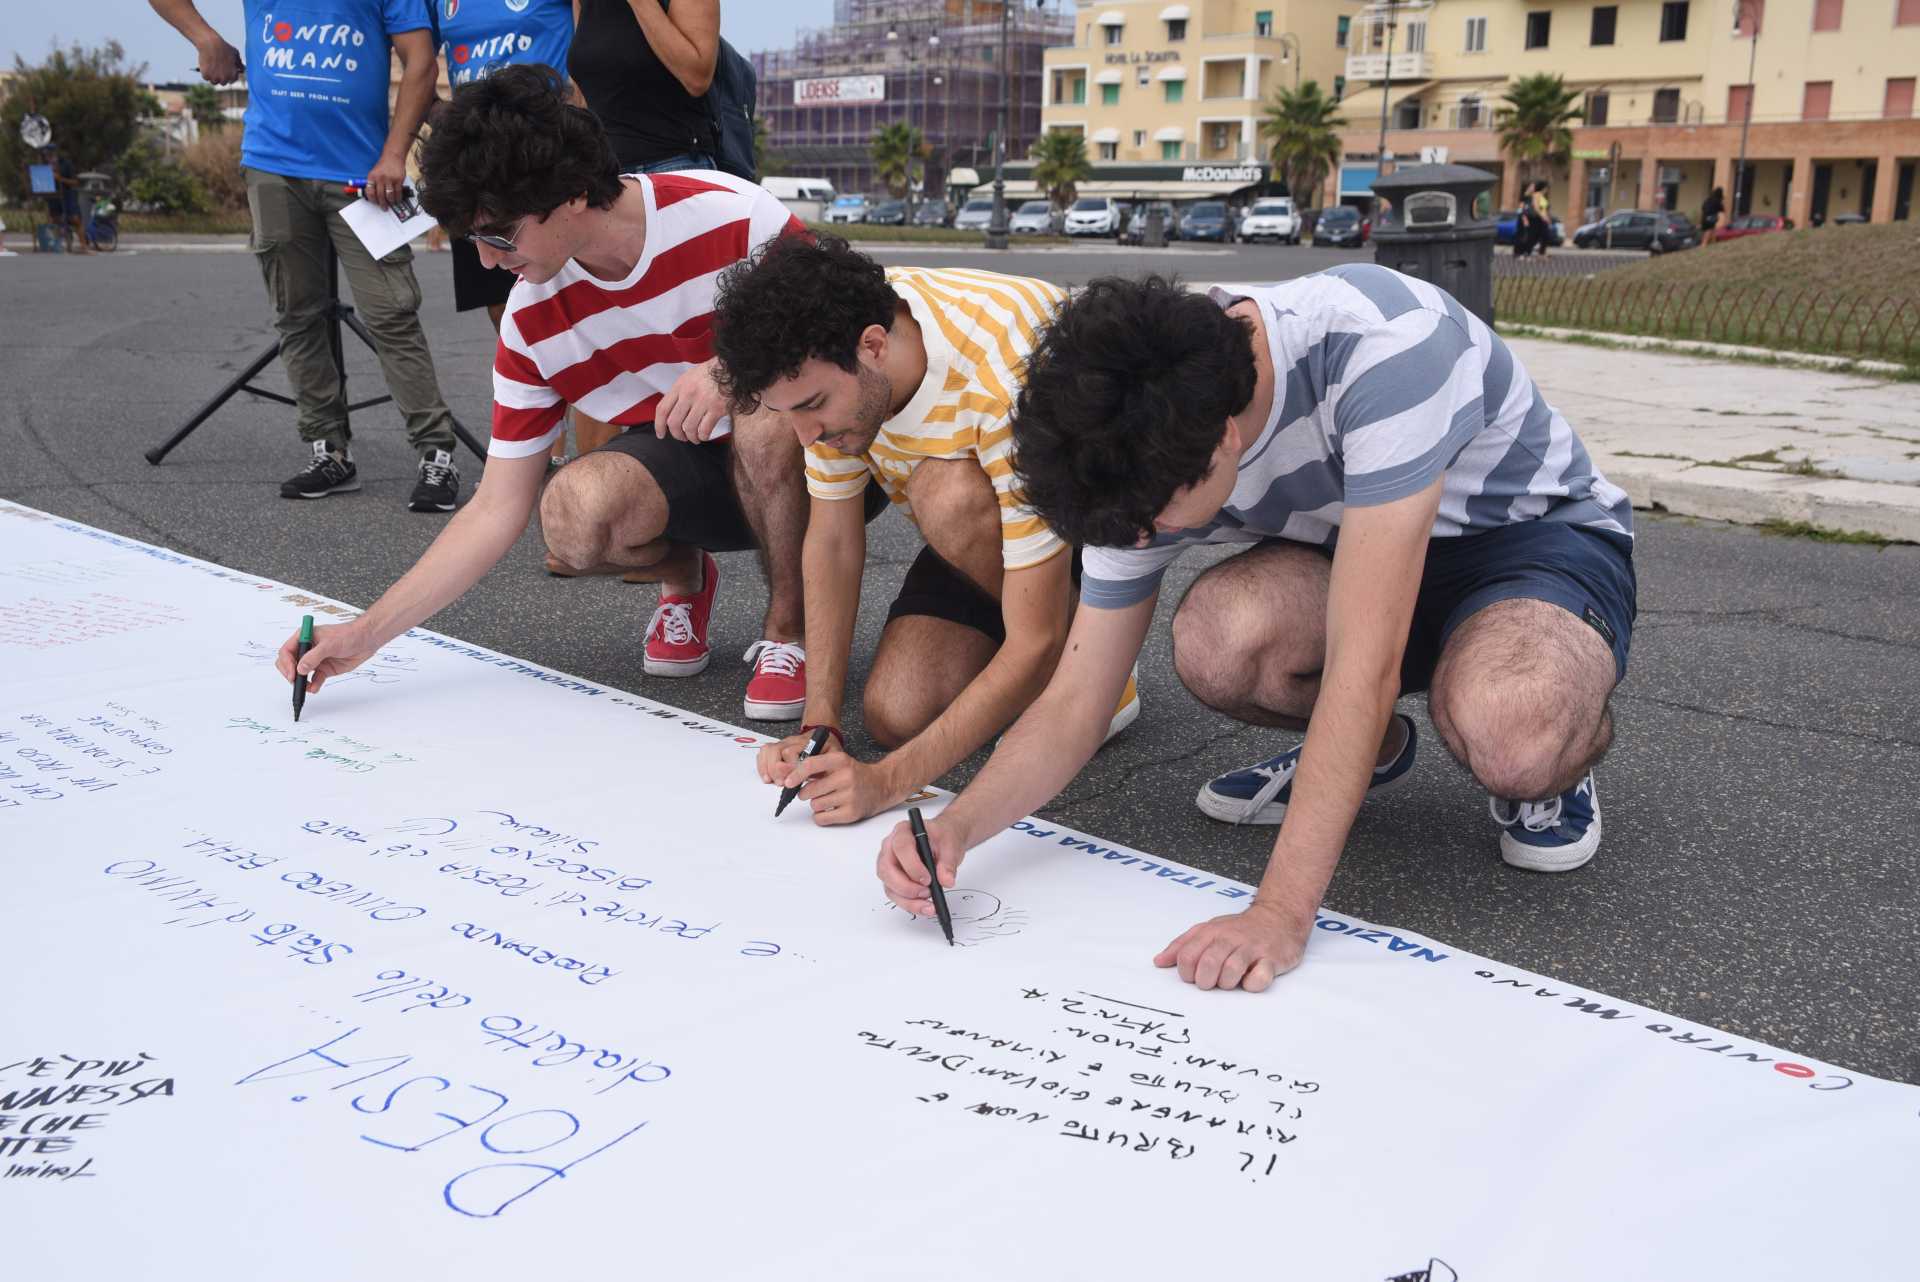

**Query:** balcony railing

left=1344, top=50, right=1433, bottom=80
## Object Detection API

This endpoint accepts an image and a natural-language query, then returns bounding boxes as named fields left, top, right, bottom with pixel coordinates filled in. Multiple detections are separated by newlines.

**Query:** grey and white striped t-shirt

left=1079, top=263, right=1633, bottom=610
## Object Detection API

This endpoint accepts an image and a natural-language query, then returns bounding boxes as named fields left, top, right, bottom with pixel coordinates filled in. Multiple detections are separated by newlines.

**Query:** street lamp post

left=1275, top=31, right=1301, bottom=93
left=1374, top=2, right=1398, bottom=184
left=985, top=0, right=1013, bottom=249
left=1732, top=0, right=1759, bottom=218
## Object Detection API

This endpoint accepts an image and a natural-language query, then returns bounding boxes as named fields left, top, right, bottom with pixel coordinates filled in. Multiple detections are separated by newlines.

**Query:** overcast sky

left=7, top=0, right=844, bottom=83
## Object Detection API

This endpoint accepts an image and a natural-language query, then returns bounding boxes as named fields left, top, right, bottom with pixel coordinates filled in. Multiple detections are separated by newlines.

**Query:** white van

left=761, top=176, right=837, bottom=224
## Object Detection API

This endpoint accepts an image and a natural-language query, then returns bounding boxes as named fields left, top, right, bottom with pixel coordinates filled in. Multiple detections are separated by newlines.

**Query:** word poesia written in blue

left=0, top=1052, right=176, bottom=1181
left=236, top=1027, right=653, bottom=1217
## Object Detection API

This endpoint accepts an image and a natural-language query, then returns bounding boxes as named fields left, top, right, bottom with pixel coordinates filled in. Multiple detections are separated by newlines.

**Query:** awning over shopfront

left=1154, top=125, right=1186, bottom=141
left=1331, top=80, right=1434, bottom=126
left=1092, top=127, right=1121, bottom=143
left=1155, top=64, right=1187, bottom=80
left=1095, top=69, right=1125, bottom=84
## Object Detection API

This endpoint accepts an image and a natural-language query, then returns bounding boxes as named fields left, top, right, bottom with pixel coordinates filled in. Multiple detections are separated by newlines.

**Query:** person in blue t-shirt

left=148, top=0, right=466, bottom=513
left=427, top=0, right=574, bottom=452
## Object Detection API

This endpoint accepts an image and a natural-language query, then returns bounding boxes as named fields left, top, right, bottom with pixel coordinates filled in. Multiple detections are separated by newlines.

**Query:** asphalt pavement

left=4, top=245, right=1916, bottom=1085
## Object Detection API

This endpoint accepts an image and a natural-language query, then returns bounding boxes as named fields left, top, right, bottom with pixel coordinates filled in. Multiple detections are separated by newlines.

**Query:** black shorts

left=885, top=544, right=1081, bottom=646
left=451, top=236, right=516, bottom=313
left=1363, top=521, right=1636, bottom=694
left=589, top=430, right=887, bottom=553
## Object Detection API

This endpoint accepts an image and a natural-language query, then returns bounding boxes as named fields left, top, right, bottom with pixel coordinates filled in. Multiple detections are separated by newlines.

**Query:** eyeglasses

left=467, top=214, right=530, bottom=253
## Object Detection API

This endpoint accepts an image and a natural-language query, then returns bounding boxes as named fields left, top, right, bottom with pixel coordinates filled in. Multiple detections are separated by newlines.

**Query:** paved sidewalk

left=1510, top=337, right=1920, bottom=542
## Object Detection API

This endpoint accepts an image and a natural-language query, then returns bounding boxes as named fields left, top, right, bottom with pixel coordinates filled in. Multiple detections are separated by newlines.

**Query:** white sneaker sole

left=289, top=480, right=361, bottom=498
left=644, top=652, right=710, bottom=677
left=1194, top=722, right=1416, bottom=825
left=742, top=695, right=804, bottom=721
left=1499, top=780, right=1601, bottom=873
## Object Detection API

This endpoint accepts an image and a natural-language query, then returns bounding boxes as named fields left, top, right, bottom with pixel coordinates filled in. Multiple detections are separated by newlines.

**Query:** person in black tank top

left=570, top=0, right=720, bottom=171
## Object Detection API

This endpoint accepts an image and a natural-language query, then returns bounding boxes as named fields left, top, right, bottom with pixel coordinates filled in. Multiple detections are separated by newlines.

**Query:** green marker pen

left=292, top=615, right=314, bottom=723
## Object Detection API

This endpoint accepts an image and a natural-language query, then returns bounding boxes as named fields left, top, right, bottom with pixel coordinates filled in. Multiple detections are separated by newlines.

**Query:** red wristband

left=801, top=724, right=846, bottom=750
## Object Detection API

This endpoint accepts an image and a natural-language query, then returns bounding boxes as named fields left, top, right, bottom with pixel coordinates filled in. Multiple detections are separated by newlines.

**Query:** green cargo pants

left=244, top=167, right=456, bottom=455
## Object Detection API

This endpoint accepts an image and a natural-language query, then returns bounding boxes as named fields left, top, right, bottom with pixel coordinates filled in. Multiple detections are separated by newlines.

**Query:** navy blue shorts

left=1394, top=522, right=1637, bottom=694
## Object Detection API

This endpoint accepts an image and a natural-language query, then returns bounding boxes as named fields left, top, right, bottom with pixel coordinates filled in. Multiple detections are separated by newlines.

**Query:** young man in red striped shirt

left=274, top=66, right=841, bottom=718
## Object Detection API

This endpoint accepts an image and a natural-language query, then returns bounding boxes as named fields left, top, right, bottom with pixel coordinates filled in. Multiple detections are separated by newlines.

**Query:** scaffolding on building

left=753, top=0, right=1073, bottom=202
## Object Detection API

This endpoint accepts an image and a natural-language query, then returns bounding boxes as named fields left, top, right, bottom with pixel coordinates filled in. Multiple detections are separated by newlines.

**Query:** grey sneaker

left=280, top=440, right=359, bottom=500
left=407, top=448, right=460, bottom=512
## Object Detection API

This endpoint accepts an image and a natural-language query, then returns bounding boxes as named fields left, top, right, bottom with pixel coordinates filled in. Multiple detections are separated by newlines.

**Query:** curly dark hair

left=416, top=65, right=622, bottom=239
left=1010, top=275, right=1258, bottom=549
left=709, top=235, right=899, bottom=412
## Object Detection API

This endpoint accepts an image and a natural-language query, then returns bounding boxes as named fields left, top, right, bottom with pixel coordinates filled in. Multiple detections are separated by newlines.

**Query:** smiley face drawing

left=889, top=889, right=1029, bottom=946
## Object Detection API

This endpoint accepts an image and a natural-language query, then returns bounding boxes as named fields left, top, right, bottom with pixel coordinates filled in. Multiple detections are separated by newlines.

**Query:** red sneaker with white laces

left=643, top=551, right=718, bottom=676
left=741, top=640, right=806, bottom=721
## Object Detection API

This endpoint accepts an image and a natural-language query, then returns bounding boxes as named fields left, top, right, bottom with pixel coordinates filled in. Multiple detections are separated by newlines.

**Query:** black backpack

left=705, top=40, right=758, bottom=182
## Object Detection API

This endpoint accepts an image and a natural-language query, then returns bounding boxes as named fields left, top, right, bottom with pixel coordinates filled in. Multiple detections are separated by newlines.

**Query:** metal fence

left=1491, top=251, right=1643, bottom=278
left=1496, top=276, right=1920, bottom=364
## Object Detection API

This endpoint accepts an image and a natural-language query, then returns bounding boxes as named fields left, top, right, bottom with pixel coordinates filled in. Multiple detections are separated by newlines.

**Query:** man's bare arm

left=147, top=0, right=242, bottom=83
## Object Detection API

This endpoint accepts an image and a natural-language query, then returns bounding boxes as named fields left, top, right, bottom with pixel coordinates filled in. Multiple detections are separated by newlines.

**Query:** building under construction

left=753, top=0, right=1073, bottom=201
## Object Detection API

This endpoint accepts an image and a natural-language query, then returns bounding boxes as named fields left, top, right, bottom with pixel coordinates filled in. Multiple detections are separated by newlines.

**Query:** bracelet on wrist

left=800, top=724, right=846, bottom=751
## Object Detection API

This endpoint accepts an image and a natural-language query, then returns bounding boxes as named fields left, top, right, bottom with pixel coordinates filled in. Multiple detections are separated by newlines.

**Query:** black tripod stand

left=146, top=245, right=486, bottom=465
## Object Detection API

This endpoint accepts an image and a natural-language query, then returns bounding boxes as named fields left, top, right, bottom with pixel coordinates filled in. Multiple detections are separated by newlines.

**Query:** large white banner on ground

left=0, top=500, right=1913, bottom=1280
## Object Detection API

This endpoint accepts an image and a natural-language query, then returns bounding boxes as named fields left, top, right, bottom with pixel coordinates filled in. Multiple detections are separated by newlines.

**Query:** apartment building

left=1332, top=0, right=1918, bottom=225
left=1018, top=0, right=1355, bottom=201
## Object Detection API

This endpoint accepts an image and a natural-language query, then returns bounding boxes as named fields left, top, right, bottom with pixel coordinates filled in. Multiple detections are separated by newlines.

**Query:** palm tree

left=870, top=122, right=925, bottom=198
left=1497, top=73, right=1584, bottom=189
left=1257, top=79, right=1344, bottom=210
left=1029, top=128, right=1092, bottom=211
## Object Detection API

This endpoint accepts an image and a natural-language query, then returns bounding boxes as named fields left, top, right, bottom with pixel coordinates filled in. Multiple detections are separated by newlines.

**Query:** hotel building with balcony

left=1015, top=0, right=1356, bottom=202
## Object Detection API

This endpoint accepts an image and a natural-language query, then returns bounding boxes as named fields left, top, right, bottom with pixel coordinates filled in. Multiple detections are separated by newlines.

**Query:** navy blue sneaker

left=1196, top=713, right=1418, bottom=825
left=1490, top=772, right=1601, bottom=872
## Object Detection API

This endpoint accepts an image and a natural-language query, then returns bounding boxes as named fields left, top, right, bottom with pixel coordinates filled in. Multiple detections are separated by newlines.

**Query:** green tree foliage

left=753, top=116, right=785, bottom=177
left=185, top=83, right=227, bottom=131
left=1028, top=128, right=1091, bottom=210
left=1257, top=79, right=1344, bottom=209
left=869, top=121, right=925, bottom=198
left=1, top=42, right=150, bottom=202
left=1497, top=73, right=1583, bottom=187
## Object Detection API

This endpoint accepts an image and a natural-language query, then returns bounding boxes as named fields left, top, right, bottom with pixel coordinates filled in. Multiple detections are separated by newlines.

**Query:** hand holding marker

left=909, top=807, right=955, bottom=946
left=291, top=615, right=313, bottom=722
left=774, top=726, right=832, bottom=818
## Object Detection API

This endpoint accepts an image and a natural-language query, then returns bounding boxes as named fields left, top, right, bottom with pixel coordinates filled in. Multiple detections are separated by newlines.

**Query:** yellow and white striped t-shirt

left=804, top=266, right=1068, bottom=571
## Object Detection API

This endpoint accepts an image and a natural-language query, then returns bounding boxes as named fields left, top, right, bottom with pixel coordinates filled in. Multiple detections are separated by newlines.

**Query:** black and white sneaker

left=280, top=441, right=360, bottom=500
left=407, top=449, right=461, bottom=512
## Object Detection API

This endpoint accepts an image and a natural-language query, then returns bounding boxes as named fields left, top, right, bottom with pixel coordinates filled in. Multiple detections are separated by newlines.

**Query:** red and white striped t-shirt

left=488, top=171, right=803, bottom=458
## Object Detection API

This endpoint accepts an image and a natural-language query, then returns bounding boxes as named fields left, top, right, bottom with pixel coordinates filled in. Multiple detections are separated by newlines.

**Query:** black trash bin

left=1369, top=163, right=1499, bottom=326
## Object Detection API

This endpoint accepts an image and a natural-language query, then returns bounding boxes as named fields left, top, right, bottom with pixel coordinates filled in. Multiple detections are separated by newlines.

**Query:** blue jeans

left=633, top=151, right=717, bottom=174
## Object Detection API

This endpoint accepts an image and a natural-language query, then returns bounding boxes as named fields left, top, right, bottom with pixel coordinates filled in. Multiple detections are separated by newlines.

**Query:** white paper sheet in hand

left=0, top=500, right=1916, bottom=1282
left=339, top=195, right=438, bottom=259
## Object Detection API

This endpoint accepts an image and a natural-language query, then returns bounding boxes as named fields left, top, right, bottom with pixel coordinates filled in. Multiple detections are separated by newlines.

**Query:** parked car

left=1494, top=209, right=1566, bottom=247
left=1312, top=205, right=1369, bottom=247
left=1571, top=209, right=1699, bottom=252
left=912, top=201, right=951, bottom=227
left=1009, top=200, right=1057, bottom=235
left=867, top=199, right=907, bottom=226
left=824, top=194, right=869, bottom=224
left=1063, top=196, right=1122, bottom=237
left=1710, top=212, right=1791, bottom=242
left=1830, top=211, right=1869, bottom=226
left=1236, top=197, right=1300, bottom=244
left=953, top=197, right=995, bottom=231
left=762, top=175, right=836, bottom=224
left=1179, top=200, right=1233, bottom=243
left=1120, top=201, right=1178, bottom=244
